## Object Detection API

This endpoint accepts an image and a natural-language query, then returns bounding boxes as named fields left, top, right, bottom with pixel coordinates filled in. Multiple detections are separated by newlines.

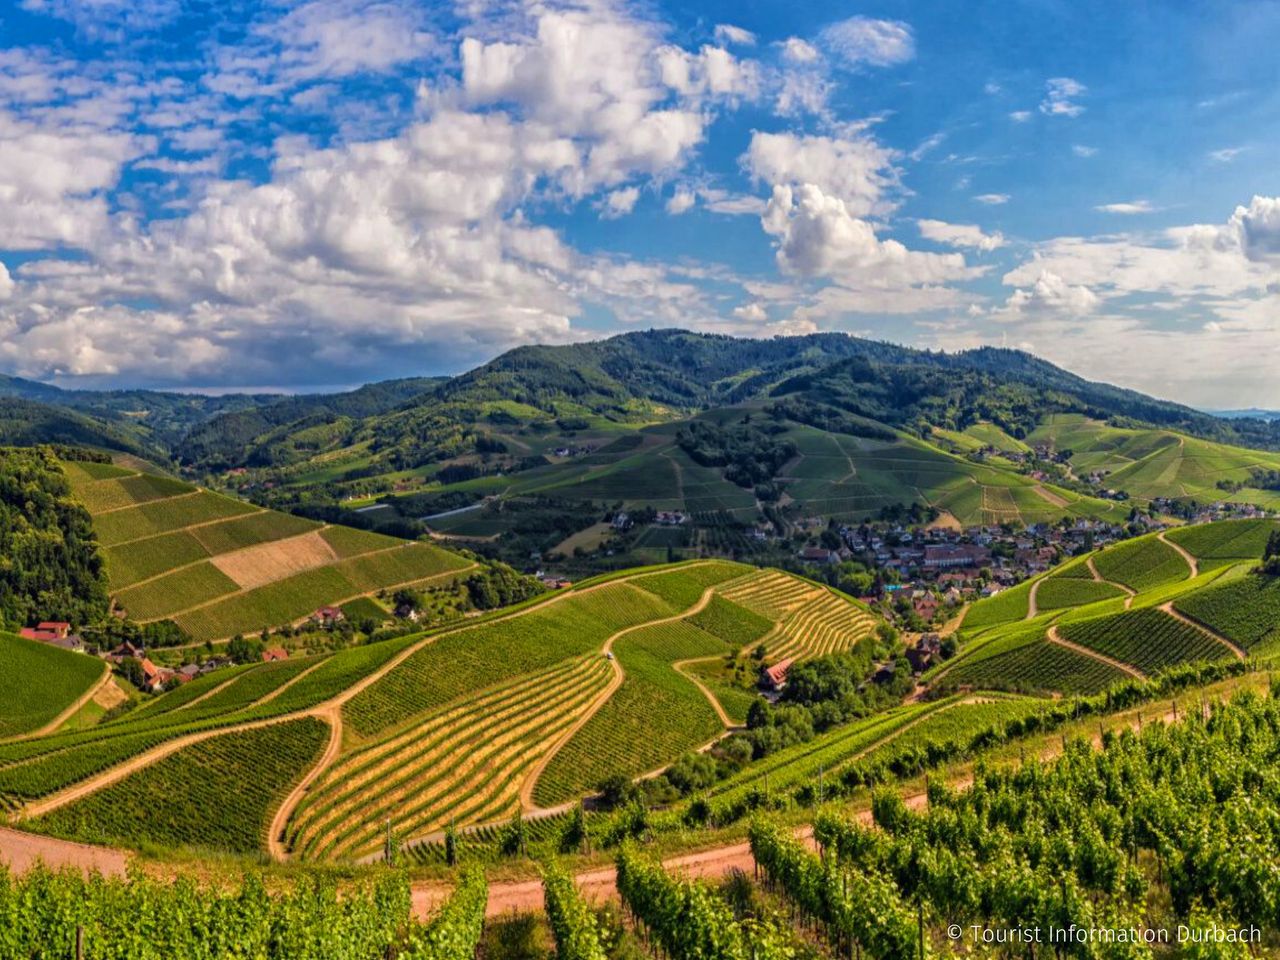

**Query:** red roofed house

left=19, top=628, right=60, bottom=642
left=760, top=658, right=795, bottom=693
left=139, top=658, right=165, bottom=692
left=262, top=647, right=289, bottom=662
left=37, top=622, right=71, bottom=639
left=312, top=606, right=345, bottom=627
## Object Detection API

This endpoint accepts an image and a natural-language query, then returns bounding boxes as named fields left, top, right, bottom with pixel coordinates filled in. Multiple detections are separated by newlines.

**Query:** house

left=905, top=647, right=934, bottom=672
left=611, top=512, right=631, bottom=530
left=139, top=658, right=164, bottom=692
left=47, top=635, right=85, bottom=653
left=798, top=546, right=840, bottom=565
left=913, top=596, right=940, bottom=621
left=655, top=511, right=687, bottom=526
left=312, top=606, right=345, bottom=627
left=37, top=621, right=72, bottom=639
left=394, top=603, right=419, bottom=621
left=19, top=628, right=61, bottom=642
left=262, top=647, right=289, bottom=662
left=179, top=663, right=202, bottom=680
left=106, top=640, right=145, bottom=663
left=923, top=544, right=992, bottom=570
left=759, top=658, right=795, bottom=692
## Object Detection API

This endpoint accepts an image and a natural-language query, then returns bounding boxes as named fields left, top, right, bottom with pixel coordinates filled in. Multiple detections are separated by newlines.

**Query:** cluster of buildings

left=18, top=621, right=83, bottom=651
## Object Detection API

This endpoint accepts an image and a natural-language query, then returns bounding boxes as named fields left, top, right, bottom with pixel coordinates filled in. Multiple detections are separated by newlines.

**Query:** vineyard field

left=1175, top=573, right=1280, bottom=652
left=0, top=633, right=105, bottom=738
left=1091, top=533, right=1191, bottom=592
left=28, top=718, right=329, bottom=853
left=1166, top=518, right=1280, bottom=569
left=1058, top=607, right=1230, bottom=674
left=1033, top=576, right=1125, bottom=610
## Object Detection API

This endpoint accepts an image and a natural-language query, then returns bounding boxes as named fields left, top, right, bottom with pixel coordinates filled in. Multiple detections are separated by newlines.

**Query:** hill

left=931, top=517, right=1280, bottom=695
left=0, top=631, right=108, bottom=738
left=63, top=459, right=473, bottom=643
left=0, top=560, right=885, bottom=860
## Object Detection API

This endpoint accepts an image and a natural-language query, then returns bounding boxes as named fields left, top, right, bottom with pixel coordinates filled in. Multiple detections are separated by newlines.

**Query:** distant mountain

left=0, top=397, right=158, bottom=456
left=1210, top=408, right=1280, bottom=422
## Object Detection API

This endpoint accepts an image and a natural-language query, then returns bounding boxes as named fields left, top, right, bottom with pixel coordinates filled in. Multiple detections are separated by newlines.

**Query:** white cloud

left=0, top=109, right=146, bottom=250
left=778, top=37, right=820, bottom=64
left=713, top=24, right=755, bottom=47
left=1232, top=195, right=1280, bottom=261
left=909, top=132, right=945, bottom=162
left=974, top=193, right=1009, bottom=205
left=995, top=270, right=1099, bottom=320
left=743, top=131, right=897, bottom=217
left=0, top=262, right=12, bottom=300
left=266, top=0, right=436, bottom=81
left=1096, top=200, right=1156, bottom=215
left=1209, top=146, right=1244, bottom=163
left=1040, top=77, right=1086, bottom=117
left=819, top=16, right=915, bottom=67
left=657, top=44, right=760, bottom=102
left=1072, top=144, right=1097, bottom=157
left=666, top=187, right=695, bottom=215
left=983, top=81, right=1001, bottom=95
left=917, top=219, right=1005, bottom=252
left=1009, top=110, right=1032, bottom=123
left=762, top=184, right=975, bottom=288
left=600, top=186, right=640, bottom=218
left=732, top=301, right=767, bottom=322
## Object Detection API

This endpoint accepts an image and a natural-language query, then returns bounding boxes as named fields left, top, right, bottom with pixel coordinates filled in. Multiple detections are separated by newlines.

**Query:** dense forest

left=0, top=446, right=110, bottom=628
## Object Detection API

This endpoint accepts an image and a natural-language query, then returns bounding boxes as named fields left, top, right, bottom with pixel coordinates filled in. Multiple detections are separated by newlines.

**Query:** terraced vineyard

left=944, top=636, right=1127, bottom=694
left=719, top=571, right=878, bottom=661
left=1175, top=573, right=1280, bottom=653
left=64, top=461, right=471, bottom=642
left=1167, top=518, right=1280, bottom=571
left=1057, top=607, right=1232, bottom=675
left=1033, top=575, right=1125, bottom=611
left=289, top=656, right=615, bottom=859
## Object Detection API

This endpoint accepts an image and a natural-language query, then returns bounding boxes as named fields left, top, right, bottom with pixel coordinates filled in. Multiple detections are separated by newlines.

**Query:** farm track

left=411, top=698, right=1201, bottom=918
left=1086, top=554, right=1137, bottom=609
left=1025, top=576, right=1044, bottom=620
left=671, top=658, right=736, bottom=728
left=267, top=708, right=341, bottom=860
left=0, top=694, right=1227, bottom=909
left=8, top=664, right=112, bottom=742
left=1158, top=602, right=1246, bottom=661
left=1157, top=531, right=1200, bottom=579
left=93, top=489, right=201, bottom=516
left=521, top=584, right=723, bottom=815
left=1046, top=625, right=1145, bottom=680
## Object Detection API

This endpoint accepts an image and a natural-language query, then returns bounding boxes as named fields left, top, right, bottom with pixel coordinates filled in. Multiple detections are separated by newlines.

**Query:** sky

left=0, top=0, right=1278, bottom=407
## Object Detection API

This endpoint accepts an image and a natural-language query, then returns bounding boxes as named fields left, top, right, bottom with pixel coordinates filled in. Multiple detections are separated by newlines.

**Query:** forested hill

left=0, top=397, right=156, bottom=458
left=0, top=446, right=110, bottom=628
left=174, top=329, right=1280, bottom=475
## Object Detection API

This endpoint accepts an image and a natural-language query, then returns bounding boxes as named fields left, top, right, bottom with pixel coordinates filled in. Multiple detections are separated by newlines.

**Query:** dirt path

left=267, top=708, right=341, bottom=860
left=1025, top=576, right=1043, bottom=620
left=518, top=585, right=722, bottom=814
left=672, top=658, right=736, bottom=727
left=94, top=489, right=202, bottom=516
left=1086, top=554, right=1137, bottom=609
left=0, top=826, right=129, bottom=878
left=1157, top=531, right=1199, bottom=579
left=105, top=501, right=266, bottom=548
left=1159, top=602, right=1246, bottom=661
left=12, top=663, right=112, bottom=741
left=1031, top=485, right=1068, bottom=508
left=1047, top=625, right=1145, bottom=680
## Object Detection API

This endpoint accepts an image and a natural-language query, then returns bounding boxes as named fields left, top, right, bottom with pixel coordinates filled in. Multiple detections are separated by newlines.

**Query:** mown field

left=64, top=462, right=470, bottom=641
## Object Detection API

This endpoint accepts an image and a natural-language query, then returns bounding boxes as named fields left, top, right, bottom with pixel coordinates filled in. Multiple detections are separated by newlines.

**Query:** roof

left=262, top=647, right=289, bottom=662
left=19, top=628, right=60, bottom=641
left=762, top=657, right=795, bottom=688
left=139, top=658, right=161, bottom=681
left=37, top=621, right=71, bottom=631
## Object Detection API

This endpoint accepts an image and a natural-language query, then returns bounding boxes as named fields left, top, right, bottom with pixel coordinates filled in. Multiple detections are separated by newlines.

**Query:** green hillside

left=0, top=632, right=106, bottom=738
left=935, top=518, right=1280, bottom=695
left=64, top=459, right=472, bottom=643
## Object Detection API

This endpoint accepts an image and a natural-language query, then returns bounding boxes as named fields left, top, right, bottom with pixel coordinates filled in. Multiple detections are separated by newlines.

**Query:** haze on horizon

left=0, top=0, right=1278, bottom=407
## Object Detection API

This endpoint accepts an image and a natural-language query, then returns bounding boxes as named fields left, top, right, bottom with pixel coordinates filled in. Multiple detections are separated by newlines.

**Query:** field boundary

left=1046, top=625, right=1145, bottom=680
left=1158, top=601, right=1246, bottom=661
left=10, top=664, right=113, bottom=742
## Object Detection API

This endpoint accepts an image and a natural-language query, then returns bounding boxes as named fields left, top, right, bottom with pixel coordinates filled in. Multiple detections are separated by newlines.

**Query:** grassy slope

left=0, top=633, right=104, bottom=738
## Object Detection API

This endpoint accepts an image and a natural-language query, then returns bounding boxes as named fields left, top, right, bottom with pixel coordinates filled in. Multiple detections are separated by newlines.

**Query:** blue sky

left=0, top=0, right=1277, bottom=406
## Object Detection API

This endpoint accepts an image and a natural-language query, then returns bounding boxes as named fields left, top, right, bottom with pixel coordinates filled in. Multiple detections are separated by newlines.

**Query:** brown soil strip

left=211, top=530, right=340, bottom=590
left=1157, top=531, right=1199, bottom=579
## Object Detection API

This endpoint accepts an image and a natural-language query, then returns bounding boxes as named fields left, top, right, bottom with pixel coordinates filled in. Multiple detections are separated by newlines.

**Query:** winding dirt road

left=1157, top=531, right=1199, bottom=579
left=1159, top=601, right=1245, bottom=660
left=1086, top=554, right=1137, bottom=609
left=15, top=664, right=112, bottom=741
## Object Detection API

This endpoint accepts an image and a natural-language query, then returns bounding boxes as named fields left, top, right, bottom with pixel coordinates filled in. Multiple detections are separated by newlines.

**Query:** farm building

left=262, top=647, right=289, bottom=662
left=760, top=658, right=794, bottom=692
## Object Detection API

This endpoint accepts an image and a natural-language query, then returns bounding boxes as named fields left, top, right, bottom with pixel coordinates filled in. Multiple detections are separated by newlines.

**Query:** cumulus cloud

left=1231, top=195, right=1280, bottom=261
left=778, top=37, right=820, bottom=64
left=917, top=219, right=1005, bottom=252
left=762, top=184, right=975, bottom=288
left=994, top=270, right=1099, bottom=320
left=0, top=262, right=12, bottom=300
left=1040, top=77, right=1086, bottom=117
left=744, top=131, right=897, bottom=217
left=819, top=16, right=915, bottom=67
